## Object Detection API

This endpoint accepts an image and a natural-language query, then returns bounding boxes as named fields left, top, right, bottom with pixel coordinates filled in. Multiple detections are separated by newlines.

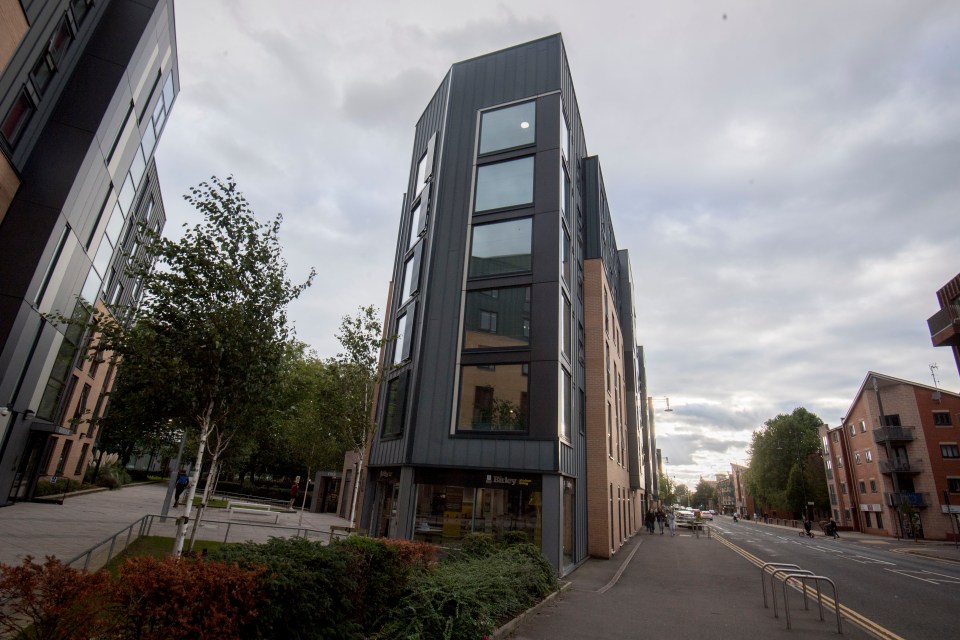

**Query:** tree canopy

left=745, top=407, right=829, bottom=518
left=89, top=176, right=314, bottom=554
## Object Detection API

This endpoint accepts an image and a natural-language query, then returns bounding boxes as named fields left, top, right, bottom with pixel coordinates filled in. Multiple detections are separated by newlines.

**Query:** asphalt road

left=711, top=519, right=960, bottom=640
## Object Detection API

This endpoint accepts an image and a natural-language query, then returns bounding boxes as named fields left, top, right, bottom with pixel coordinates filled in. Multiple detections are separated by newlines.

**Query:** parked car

left=675, top=509, right=698, bottom=527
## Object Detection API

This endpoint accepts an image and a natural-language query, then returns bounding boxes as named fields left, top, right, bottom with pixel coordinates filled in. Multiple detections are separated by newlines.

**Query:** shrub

left=0, top=556, right=110, bottom=640
left=381, top=539, right=438, bottom=572
left=335, top=536, right=412, bottom=634
left=107, top=556, right=266, bottom=640
left=458, top=532, right=497, bottom=558
left=502, top=530, right=530, bottom=545
left=33, top=477, right=81, bottom=496
left=375, top=542, right=557, bottom=640
left=210, top=537, right=361, bottom=640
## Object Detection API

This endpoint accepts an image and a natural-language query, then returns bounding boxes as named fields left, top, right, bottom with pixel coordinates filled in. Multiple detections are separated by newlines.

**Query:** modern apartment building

left=358, top=35, right=651, bottom=574
left=0, top=0, right=178, bottom=504
left=823, top=372, right=960, bottom=540
left=928, top=272, right=960, bottom=378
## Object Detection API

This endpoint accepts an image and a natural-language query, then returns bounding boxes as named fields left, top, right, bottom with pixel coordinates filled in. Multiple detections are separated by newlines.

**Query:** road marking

left=844, top=555, right=895, bottom=565
left=885, top=569, right=960, bottom=585
left=713, top=532, right=906, bottom=640
left=807, top=544, right=843, bottom=554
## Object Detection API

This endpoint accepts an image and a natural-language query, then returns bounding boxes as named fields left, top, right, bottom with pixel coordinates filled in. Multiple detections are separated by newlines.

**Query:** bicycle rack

left=769, top=568, right=815, bottom=617
left=760, top=562, right=800, bottom=608
left=781, top=574, right=842, bottom=634
left=760, top=561, right=842, bottom=634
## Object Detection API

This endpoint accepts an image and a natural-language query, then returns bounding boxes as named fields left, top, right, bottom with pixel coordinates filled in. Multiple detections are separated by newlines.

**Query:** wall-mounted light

left=0, top=405, right=10, bottom=417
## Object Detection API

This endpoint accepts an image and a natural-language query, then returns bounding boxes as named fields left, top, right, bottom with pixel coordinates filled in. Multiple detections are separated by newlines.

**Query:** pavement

left=502, top=517, right=960, bottom=640
left=0, top=482, right=353, bottom=569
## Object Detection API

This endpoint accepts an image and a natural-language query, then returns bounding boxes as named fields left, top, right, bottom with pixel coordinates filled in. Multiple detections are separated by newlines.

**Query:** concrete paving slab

left=0, top=483, right=353, bottom=569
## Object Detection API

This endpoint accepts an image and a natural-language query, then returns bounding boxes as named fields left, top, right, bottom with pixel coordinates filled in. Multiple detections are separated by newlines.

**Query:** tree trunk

left=349, top=446, right=364, bottom=525
left=174, top=400, right=214, bottom=557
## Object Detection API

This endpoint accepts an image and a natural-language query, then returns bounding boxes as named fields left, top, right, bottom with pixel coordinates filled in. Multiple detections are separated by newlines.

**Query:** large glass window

left=560, top=112, right=570, bottom=161
left=463, top=287, right=530, bottom=349
left=560, top=368, right=571, bottom=439
left=468, top=218, right=532, bottom=277
left=561, top=224, right=571, bottom=285
left=479, top=101, right=535, bottom=155
left=474, top=157, right=534, bottom=212
left=458, top=364, right=529, bottom=432
left=400, top=256, right=416, bottom=302
left=393, top=312, right=411, bottom=365
left=381, top=373, right=408, bottom=437
left=412, top=481, right=541, bottom=547
left=408, top=202, right=423, bottom=250
left=415, top=152, right=429, bottom=196
left=560, top=164, right=570, bottom=217
left=561, top=293, right=571, bottom=357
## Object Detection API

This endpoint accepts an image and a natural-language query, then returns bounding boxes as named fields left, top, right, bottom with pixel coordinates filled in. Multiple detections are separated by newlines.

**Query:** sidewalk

left=505, top=526, right=874, bottom=640
left=0, top=482, right=353, bottom=569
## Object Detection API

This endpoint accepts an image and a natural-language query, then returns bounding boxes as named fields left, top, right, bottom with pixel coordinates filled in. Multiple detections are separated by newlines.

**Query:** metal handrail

left=65, top=513, right=335, bottom=571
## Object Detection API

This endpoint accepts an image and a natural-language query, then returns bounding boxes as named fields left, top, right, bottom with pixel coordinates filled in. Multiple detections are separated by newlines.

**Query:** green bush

left=375, top=542, right=557, bottom=640
left=502, top=530, right=530, bottom=545
left=33, top=477, right=81, bottom=496
left=210, top=537, right=360, bottom=640
left=457, top=532, right=497, bottom=558
left=90, top=463, right=132, bottom=489
left=335, top=536, right=412, bottom=634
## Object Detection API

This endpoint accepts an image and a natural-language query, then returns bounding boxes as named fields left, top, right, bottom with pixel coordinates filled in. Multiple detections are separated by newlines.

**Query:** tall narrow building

left=359, top=34, right=648, bottom=574
left=0, top=0, right=178, bottom=504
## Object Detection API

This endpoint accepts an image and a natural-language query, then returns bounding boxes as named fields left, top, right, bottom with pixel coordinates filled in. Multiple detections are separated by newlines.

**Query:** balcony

left=878, top=458, right=923, bottom=475
left=885, top=491, right=929, bottom=508
left=928, top=304, right=960, bottom=347
left=872, top=426, right=915, bottom=444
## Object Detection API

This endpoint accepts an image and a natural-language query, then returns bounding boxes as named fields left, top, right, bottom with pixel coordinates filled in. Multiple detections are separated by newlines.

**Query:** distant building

left=357, top=35, right=653, bottom=574
left=0, top=0, right=178, bottom=503
left=927, top=272, right=960, bottom=378
left=716, top=473, right=734, bottom=514
left=730, top=463, right=752, bottom=517
left=823, top=372, right=960, bottom=540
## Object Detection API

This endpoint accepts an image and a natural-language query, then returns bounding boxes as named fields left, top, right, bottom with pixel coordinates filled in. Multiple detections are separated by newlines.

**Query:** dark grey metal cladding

left=413, top=35, right=563, bottom=471
left=368, top=71, right=451, bottom=467
left=618, top=249, right=643, bottom=490
left=371, top=35, right=574, bottom=472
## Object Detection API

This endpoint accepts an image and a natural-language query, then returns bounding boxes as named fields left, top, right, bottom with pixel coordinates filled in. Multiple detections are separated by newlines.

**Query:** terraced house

left=357, top=34, right=654, bottom=575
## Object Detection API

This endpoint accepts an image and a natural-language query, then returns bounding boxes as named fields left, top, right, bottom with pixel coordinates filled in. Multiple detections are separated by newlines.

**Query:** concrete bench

left=329, top=525, right=367, bottom=539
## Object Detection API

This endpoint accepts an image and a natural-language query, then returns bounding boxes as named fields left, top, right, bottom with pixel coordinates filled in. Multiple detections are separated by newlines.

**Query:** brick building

left=823, top=372, right=960, bottom=540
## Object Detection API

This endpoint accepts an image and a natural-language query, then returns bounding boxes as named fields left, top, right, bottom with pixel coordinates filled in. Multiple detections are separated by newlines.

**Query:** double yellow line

left=713, top=531, right=904, bottom=640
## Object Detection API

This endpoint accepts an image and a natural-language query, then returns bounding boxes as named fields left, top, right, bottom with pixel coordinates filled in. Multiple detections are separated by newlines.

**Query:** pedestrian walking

left=174, top=468, right=189, bottom=507
left=667, top=509, right=677, bottom=536
left=645, top=510, right=655, bottom=534
left=656, top=508, right=665, bottom=534
left=289, top=476, right=300, bottom=508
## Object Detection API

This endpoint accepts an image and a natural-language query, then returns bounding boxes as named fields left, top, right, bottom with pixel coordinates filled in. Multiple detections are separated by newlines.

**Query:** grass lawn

left=103, top=536, right=225, bottom=574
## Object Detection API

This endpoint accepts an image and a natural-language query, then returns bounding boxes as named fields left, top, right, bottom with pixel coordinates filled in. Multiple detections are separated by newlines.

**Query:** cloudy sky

left=154, top=0, right=960, bottom=488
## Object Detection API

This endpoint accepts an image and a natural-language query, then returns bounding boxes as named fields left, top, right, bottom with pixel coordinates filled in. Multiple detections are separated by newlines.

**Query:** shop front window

left=412, top=481, right=542, bottom=547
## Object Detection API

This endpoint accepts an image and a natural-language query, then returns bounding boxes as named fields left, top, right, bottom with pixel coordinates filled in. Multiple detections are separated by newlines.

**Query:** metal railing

left=885, top=491, right=929, bottom=507
left=872, top=426, right=915, bottom=443
left=66, top=514, right=335, bottom=571
left=878, top=458, right=923, bottom=474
